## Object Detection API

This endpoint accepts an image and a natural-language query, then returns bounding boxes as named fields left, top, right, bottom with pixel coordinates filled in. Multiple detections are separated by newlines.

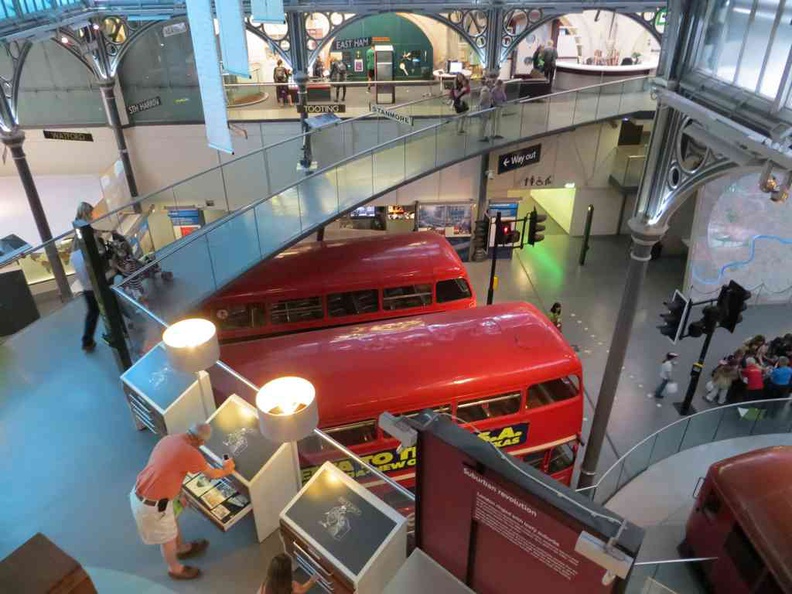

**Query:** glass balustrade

left=579, top=397, right=792, bottom=505
left=113, top=77, right=654, bottom=323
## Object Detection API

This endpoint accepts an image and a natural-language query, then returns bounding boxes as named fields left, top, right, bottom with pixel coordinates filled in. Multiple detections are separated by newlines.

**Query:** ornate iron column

left=287, top=11, right=313, bottom=170
left=1, top=41, right=71, bottom=301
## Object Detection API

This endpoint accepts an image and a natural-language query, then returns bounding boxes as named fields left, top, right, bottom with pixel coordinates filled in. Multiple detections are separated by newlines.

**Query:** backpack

left=274, top=66, right=288, bottom=83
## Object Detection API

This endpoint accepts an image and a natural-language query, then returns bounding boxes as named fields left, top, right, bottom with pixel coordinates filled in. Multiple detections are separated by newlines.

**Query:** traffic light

left=688, top=305, right=721, bottom=338
left=499, top=221, right=521, bottom=245
left=717, top=280, right=751, bottom=332
left=527, top=207, right=547, bottom=245
left=658, top=290, right=690, bottom=344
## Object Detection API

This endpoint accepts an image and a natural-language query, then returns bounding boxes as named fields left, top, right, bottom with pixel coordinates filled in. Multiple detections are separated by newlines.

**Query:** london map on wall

left=687, top=172, right=792, bottom=304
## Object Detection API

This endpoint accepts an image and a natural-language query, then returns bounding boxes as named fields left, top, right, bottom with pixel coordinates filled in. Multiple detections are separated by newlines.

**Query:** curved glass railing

left=579, top=396, right=792, bottom=505
left=113, top=76, right=654, bottom=323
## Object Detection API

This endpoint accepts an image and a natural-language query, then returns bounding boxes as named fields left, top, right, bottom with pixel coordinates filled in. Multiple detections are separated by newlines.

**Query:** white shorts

left=129, top=490, right=178, bottom=545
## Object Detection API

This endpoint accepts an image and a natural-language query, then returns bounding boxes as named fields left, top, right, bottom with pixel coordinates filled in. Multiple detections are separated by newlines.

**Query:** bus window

left=270, top=297, right=324, bottom=325
left=522, top=450, right=547, bottom=471
left=436, top=278, right=472, bottom=303
left=214, top=304, right=264, bottom=330
left=382, top=284, right=432, bottom=310
left=457, top=392, right=521, bottom=423
left=527, top=376, right=579, bottom=409
left=702, top=489, right=721, bottom=520
left=327, top=289, right=379, bottom=317
left=547, top=442, right=576, bottom=474
left=325, top=420, right=378, bottom=447
left=401, top=405, right=451, bottom=420
left=725, top=525, right=765, bottom=586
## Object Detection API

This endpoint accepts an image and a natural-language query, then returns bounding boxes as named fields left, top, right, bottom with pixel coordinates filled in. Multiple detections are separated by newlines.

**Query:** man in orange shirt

left=130, top=423, right=235, bottom=580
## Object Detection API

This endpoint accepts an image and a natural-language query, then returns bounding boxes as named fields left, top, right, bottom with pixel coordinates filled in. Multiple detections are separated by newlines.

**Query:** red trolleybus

left=221, top=302, right=584, bottom=487
left=684, top=446, right=792, bottom=594
left=201, top=233, right=475, bottom=343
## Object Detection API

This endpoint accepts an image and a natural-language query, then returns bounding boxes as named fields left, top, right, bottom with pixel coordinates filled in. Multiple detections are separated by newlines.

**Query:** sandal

left=176, top=539, right=209, bottom=560
left=168, top=565, right=201, bottom=580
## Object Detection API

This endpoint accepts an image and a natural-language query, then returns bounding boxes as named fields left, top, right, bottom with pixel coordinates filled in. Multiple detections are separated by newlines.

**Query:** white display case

left=120, top=342, right=216, bottom=435
left=192, top=395, right=302, bottom=542
left=280, top=462, right=408, bottom=594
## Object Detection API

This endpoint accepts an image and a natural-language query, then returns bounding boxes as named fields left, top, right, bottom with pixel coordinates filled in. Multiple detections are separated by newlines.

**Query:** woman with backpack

left=273, top=59, right=292, bottom=107
left=449, top=72, right=470, bottom=134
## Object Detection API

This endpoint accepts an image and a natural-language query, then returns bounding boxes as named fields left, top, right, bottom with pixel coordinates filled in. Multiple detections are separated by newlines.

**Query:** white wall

left=371, top=158, right=480, bottom=206
left=0, top=174, right=103, bottom=243
left=561, top=11, right=660, bottom=64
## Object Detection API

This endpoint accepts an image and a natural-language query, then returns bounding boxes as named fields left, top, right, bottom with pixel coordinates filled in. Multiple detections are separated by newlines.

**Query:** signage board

left=127, top=96, right=162, bottom=115
left=497, top=144, right=541, bottom=174
left=333, top=36, right=372, bottom=51
left=42, top=130, right=93, bottom=142
left=163, top=22, right=188, bottom=37
left=372, top=104, right=413, bottom=126
left=304, top=103, right=346, bottom=114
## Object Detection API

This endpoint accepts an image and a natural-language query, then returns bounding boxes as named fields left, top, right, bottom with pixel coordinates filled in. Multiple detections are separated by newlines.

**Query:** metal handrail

left=634, top=557, right=718, bottom=566
left=117, top=75, right=653, bottom=286
left=577, top=396, right=792, bottom=494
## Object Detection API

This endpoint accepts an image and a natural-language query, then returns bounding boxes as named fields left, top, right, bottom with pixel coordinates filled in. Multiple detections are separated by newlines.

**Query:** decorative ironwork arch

left=55, top=16, right=163, bottom=81
left=0, top=40, right=32, bottom=129
left=306, top=10, right=485, bottom=68
left=624, top=9, right=665, bottom=43
left=246, top=19, right=292, bottom=66
left=502, top=8, right=662, bottom=67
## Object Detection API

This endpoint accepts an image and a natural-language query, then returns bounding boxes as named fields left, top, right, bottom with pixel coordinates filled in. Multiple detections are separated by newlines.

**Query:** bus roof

left=221, top=301, right=582, bottom=426
left=709, top=445, right=792, bottom=592
left=209, top=233, right=469, bottom=302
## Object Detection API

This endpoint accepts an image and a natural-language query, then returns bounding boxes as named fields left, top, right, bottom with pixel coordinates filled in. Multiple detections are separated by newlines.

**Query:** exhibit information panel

left=122, top=343, right=196, bottom=411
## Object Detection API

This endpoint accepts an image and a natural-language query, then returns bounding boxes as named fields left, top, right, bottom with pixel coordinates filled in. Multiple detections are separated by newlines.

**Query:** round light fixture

left=162, top=318, right=220, bottom=373
left=256, top=377, right=318, bottom=443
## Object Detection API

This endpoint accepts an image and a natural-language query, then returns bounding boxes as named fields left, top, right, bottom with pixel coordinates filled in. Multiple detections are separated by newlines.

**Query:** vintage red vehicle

left=201, top=233, right=475, bottom=343
left=220, top=301, right=584, bottom=487
left=684, top=445, right=792, bottom=593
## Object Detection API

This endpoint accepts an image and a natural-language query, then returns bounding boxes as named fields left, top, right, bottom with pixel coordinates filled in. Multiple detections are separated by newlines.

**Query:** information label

left=372, top=104, right=413, bottom=126
left=42, top=130, right=93, bottom=142
left=497, top=144, right=541, bottom=174
left=127, top=96, right=162, bottom=115
left=163, top=22, right=188, bottom=37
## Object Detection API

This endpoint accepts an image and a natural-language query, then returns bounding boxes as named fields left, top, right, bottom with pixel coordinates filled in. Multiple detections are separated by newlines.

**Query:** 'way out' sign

left=497, top=144, right=541, bottom=174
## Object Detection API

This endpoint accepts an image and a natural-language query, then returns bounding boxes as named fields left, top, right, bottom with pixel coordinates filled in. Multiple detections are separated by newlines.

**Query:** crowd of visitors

left=704, top=333, right=792, bottom=405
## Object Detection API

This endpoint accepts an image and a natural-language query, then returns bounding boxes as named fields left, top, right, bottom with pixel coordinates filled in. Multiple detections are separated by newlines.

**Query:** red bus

left=201, top=233, right=475, bottom=343
left=684, top=445, right=792, bottom=594
left=220, top=301, right=584, bottom=487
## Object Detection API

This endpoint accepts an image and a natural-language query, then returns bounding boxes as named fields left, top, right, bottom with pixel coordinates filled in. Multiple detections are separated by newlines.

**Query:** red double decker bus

left=201, top=233, right=475, bottom=343
left=220, top=302, right=584, bottom=487
left=684, top=446, right=792, bottom=594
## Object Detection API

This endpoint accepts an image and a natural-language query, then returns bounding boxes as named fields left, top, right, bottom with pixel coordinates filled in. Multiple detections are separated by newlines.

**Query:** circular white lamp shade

left=162, top=318, right=220, bottom=373
left=256, top=377, right=318, bottom=443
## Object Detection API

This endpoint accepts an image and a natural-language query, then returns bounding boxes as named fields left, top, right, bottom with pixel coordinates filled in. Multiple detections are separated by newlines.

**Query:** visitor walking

left=548, top=302, right=563, bottom=331
left=768, top=357, right=791, bottom=400
left=450, top=72, right=470, bottom=133
left=130, top=423, right=235, bottom=580
left=541, top=41, right=558, bottom=87
left=70, top=202, right=99, bottom=353
left=478, top=80, right=494, bottom=141
left=366, top=46, right=375, bottom=92
left=654, top=352, right=679, bottom=399
left=273, top=59, right=292, bottom=107
left=330, top=58, right=348, bottom=102
left=491, top=78, right=507, bottom=139
left=532, top=43, right=545, bottom=73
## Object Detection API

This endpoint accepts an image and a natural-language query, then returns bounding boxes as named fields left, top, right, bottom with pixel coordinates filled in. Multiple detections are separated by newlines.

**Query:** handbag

left=665, top=381, right=679, bottom=395
left=454, top=100, right=469, bottom=114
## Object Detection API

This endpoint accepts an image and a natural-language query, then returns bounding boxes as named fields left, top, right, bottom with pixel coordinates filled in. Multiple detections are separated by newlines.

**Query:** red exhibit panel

left=413, top=414, right=643, bottom=593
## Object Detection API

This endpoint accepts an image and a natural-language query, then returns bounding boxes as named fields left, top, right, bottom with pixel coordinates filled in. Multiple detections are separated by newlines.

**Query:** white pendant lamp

left=162, top=318, right=220, bottom=373
left=256, top=376, right=318, bottom=443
